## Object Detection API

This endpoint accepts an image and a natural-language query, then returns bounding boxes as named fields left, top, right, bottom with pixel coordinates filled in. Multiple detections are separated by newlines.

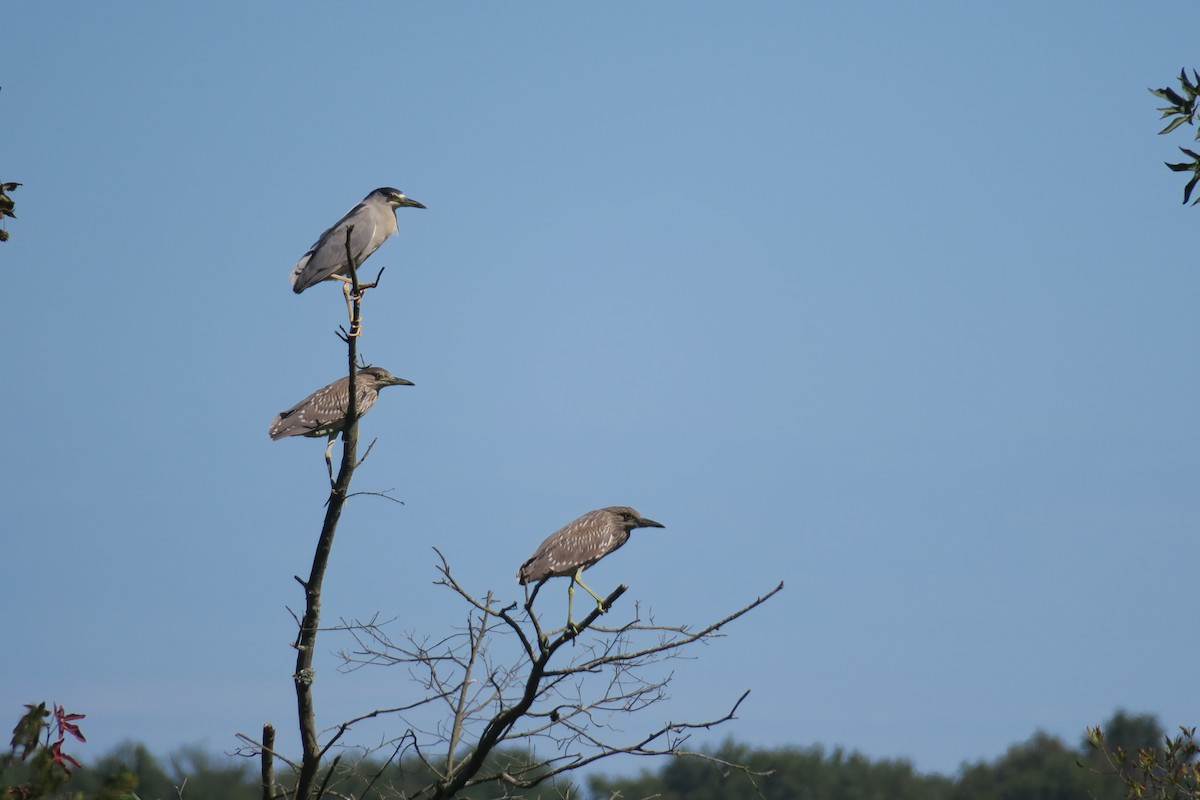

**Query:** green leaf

left=1178, top=68, right=1200, bottom=99
left=1160, top=116, right=1190, bottom=135
left=1183, top=172, right=1199, bottom=205
left=9, top=703, right=49, bottom=760
left=1161, top=87, right=1187, bottom=105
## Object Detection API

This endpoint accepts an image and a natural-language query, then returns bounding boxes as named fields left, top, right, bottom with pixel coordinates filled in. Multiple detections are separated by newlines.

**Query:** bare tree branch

left=234, top=732, right=301, bottom=772
left=251, top=219, right=782, bottom=800
left=260, top=723, right=276, bottom=800
left=329, top=554, right=782, bottom=799
left=288, top=228, right=365, bottom=800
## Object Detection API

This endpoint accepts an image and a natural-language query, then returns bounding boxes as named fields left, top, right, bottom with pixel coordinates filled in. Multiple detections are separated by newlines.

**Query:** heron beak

left=396, top=196, right=426, bottom=209
left=637, top=517, right=665, bottom=529
left=383, top=377, right=415, bottom=387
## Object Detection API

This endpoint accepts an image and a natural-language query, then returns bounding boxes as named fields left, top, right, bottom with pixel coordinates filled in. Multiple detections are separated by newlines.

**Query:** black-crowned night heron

left=290, top=187, right=425, bottom=294
left=269, top=366, right=414, bottom=475
left=517, top=506, right=665, bottom=630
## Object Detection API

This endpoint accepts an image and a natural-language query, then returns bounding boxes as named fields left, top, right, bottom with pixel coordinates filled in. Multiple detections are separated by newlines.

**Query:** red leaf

left=47, top=740, right=80, bottom=775
left=52, top=705, right=87, bottom=743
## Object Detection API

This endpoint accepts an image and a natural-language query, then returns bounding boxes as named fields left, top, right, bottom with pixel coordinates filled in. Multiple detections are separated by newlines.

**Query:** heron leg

left=324, top=434, right=336, bottom=482
left=573, top=569, right=607, bottom=612
left=327, top=275, right=368, bottom=336
left=566, top=581, right=578, bottom=633
left=341, top=282, right=363, bottom=337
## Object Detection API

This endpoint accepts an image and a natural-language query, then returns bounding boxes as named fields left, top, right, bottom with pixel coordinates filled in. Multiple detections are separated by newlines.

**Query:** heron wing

left=290, top=201, right=380, bottom=293
left=517, top=510, right=612, bottom=582
left=268, top=403, right=316, bottom=439
left=268, top=407, right=308, bottom=439
left=268, top=376, right=351, bottom=439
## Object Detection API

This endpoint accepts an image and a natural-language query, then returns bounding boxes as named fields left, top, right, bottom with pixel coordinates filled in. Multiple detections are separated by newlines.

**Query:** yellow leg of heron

left=573, top=568, right=606, bottom=612
left=566, top=581, right=578, bottom=633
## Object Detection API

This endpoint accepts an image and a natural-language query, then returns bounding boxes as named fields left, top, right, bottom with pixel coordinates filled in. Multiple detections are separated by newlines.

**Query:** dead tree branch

left=243, top=216, right=782, bottom=799
left=286, top=230, right=365, bottom=800
left=260, top=723, right=276, bottom=800
left=330, top=551, right=783, bottom=799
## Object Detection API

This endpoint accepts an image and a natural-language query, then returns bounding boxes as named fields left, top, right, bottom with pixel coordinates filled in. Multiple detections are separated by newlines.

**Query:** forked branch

left=330, top=551, right=782, bottom=799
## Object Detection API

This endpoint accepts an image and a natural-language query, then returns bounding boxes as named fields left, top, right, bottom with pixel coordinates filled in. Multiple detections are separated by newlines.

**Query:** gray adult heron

left=290, top=187, right=425, bottom=294
left=269, top=366, right=414, bottom=476
left=517, top=506, right=665, bottom=630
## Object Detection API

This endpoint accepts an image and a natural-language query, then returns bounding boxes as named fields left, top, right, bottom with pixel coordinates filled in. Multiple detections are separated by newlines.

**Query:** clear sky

left=2, top=1, right=1197, bottom=780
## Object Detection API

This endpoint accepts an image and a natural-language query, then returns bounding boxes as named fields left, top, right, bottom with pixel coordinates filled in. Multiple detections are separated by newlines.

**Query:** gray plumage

left=291, top=187, right=425, bottom=294
left=518, top=506, right=665, bottom=586
left=269, top=366, right=414, bottom=441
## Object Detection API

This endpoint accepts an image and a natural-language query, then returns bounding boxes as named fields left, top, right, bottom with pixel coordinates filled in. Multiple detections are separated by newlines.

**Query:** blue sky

left=2, top=1, right=1197, bottom=780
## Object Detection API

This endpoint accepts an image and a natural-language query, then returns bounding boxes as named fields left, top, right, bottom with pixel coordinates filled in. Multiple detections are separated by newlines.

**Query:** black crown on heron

left=269, top=366, right=414, bottom=476
left=517, top=506, right=665, bottom=631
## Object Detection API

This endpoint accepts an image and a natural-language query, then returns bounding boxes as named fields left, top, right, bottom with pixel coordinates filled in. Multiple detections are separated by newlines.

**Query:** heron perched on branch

left=518, top=506, right=665, bottom=630
left=269, top=366, right=414, bottom=476
left=290, top=187, right=425, bottom=295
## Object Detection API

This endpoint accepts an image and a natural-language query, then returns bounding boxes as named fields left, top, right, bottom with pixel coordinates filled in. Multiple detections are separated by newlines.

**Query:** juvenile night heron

left=269, top=366, right=414, bottom=475
left=517, top=506, right=665, bottom=630
left=290, top=187, right=425, bottom=294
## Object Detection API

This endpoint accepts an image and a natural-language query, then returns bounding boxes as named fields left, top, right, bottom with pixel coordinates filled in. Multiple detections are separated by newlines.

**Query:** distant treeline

left=1, top=710, right=1173, bottom=800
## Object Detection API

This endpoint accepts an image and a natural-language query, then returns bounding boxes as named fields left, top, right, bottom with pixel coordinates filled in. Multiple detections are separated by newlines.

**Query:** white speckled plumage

left=269, top=366, right=413, bottom=440
left=517, top=506, right=665, bottom=585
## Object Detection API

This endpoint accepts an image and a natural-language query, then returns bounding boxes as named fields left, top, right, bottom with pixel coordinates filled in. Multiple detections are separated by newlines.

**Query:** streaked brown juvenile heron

left=269, top=366, right=414, bottom=476
left=517, top=506, right=665, bottom=630
left=290, top=187, right=425, bottom=305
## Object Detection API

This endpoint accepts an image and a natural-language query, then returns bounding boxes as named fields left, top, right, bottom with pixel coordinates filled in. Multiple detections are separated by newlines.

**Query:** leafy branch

left=1150, top=68, right=1200, bottom=204
left=3, top=702, right=87, bottom=799
left=1086, top=723, right=1200, bottom=800
left=0, top=181, right=18, bottom=242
